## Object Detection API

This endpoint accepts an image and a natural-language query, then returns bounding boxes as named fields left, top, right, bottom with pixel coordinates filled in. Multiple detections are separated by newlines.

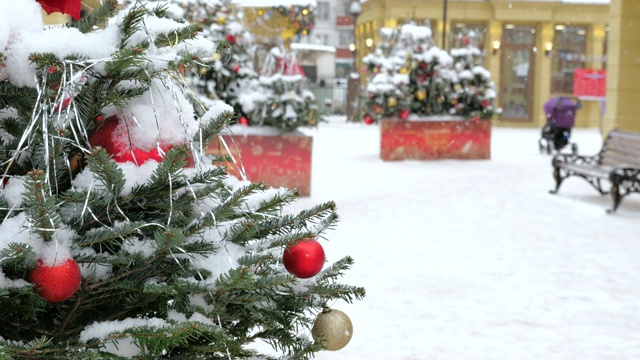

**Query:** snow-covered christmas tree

left=253, top=46, right=319, bottom=131
left=362, top=23, right=501, bottom=122
left=0, top=0, right=364, bottom=358
left=140, top=0, right=319, bottom=132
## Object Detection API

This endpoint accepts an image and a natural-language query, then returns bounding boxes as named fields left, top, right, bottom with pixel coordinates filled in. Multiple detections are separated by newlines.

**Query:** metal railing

left=307, top=78, right=349, bottom=115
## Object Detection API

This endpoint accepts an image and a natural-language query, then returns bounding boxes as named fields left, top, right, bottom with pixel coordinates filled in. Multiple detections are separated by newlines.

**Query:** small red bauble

left=398, top=109, right=411, bottom=120
left=29, top=258, right=81, bottom=303
left=239, top=117, right=249, bottom=126
left=283, top=238, right=325, bottom=279
left=232, top=64, right=240, bottom=73
left=226, top=34, right=236, bottom=44
left=363, top=115, right=375, bottom=125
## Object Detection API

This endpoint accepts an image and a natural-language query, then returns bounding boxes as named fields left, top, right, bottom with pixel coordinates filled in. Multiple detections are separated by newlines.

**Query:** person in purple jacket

left=542, top=95, right=581, bottom=151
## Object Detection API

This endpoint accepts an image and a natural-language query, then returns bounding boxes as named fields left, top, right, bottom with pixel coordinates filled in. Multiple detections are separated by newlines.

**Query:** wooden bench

left=550, top=129, right=640, bottom=213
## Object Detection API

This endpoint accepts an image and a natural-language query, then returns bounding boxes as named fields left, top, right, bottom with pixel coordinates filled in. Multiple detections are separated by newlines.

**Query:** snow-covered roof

left=234, top=0, right=317, bottom=7
left=290, top=43, right=336, bottom=53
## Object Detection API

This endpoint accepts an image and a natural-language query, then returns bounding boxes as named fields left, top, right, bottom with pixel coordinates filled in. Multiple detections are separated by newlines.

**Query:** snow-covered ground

left=273, top=117, right=640, bottom=359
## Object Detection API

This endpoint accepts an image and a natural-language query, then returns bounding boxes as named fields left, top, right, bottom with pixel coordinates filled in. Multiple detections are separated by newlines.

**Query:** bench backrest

left=599, top=130, right=640, bottom=169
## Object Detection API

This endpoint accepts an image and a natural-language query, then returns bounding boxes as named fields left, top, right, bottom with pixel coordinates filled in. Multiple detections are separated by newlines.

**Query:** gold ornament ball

left=217, top=16, right=227, bottom=25
left=399, top=67, right=408, bottom=74
left=415, top=89, right=427, bottom=101
left=311, top=307, right=353, bottom=351
left=387, top=97, right=398, bottom=107
left=212, top=53, right=222, bottom=61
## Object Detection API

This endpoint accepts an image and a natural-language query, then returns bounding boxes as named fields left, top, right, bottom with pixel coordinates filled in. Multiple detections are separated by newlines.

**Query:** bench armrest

left=551, top=153, right=599, bottom=168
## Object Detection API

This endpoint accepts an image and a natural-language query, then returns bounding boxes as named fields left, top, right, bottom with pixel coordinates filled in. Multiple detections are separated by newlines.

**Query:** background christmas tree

left=0, top=1, right=364, bottom=358
left=138, top=0, right=319, bottom=132
left=253, top=46, right=319, bottom=131
left=362, top=23, right=501, bottom=122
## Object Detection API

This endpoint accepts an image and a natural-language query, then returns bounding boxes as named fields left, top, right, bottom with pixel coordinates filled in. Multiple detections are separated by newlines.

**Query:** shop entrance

left=500, top=25, right=537, bottom=122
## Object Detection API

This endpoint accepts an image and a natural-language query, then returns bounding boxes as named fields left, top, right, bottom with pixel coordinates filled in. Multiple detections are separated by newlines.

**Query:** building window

left=449, top=22, right=486, bottom=51
left=315, top=33, right=329, bottom=45
left=550, top=25, right=588, bottom=94
left=317, top=1, right=330, bottom=21
left=338, top=29, right=353, bottom=47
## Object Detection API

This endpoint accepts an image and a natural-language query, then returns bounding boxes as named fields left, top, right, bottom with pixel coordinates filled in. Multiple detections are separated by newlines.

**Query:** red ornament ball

left=398, top=109, right=411, bottom=120
left=232, top=64, right=240, bottom=73
left=226, top=34, right=236, bottom=44
left=29, top=258, right=81, bottom=303
left=239, top=116, right=250, bottom=126
left=283, top=238, right=325, bottom=279
left=363, top=115, right=375, bottom=125
left=89, top=115, right=194, bottom=167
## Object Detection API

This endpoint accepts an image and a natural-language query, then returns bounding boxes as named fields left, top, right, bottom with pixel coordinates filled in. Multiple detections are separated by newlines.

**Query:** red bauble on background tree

left=398, top=109, right=411, bottom=120
left=29, top=258, right=81, bottom=303
left=283, top=238, right=325, bottom=278
left=363, top=115, right=375, bottom=125
left=37, top=0, right=82, bottom=20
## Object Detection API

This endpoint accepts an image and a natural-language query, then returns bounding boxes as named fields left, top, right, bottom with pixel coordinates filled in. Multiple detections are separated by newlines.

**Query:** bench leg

left=593, top=178, right=608, bottom=195
left=549, top=167, right=563, bottom=194
left=607, top=185, right=622, bottom=214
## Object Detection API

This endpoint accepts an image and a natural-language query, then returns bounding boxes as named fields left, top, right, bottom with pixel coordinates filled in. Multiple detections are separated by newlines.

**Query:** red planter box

left=380, top=118, right=491, bottom=161
left=206, top=129, right=313, bottom=196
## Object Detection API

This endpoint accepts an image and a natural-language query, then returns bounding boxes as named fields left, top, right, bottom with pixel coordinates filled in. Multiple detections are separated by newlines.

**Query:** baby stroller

left=539, top=96, right=580, bottom=154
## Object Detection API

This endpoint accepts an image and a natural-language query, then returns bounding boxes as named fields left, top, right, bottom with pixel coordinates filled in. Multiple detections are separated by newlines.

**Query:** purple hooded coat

left=544, top=96, right=580, bottom=128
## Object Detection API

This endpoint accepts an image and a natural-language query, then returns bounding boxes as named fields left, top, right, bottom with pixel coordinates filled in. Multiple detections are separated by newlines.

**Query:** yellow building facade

left=357, top=0, right=616, bottom=131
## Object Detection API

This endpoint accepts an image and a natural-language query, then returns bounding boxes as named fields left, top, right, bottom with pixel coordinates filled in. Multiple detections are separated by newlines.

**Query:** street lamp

left=347, top=0, right=362, bottom=121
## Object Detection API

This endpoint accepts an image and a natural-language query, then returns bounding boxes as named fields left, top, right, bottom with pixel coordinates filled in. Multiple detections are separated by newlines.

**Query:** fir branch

left=118, top=4, right=148, bottom=48
left=85, top=147, right=125, bottom=198
left=199, top=110, right=235, bottom=142
left=100, top=85, right=147, bottom=108
left=68, top=0, right=119, bottom=34
left=154, top=24, right=203, bottom=49
left=0, top=81, right=39, bottom=117
left=208, top=183, right=263, bottom=221
left=21, top=170, right=62, bottom=240
left=77, top=220, right=147, bottom=248
left=147, top=147, right=189, bottom=189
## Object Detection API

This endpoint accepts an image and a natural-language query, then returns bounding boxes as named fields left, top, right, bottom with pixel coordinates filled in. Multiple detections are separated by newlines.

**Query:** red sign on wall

left=573, top=68, right=606, bottom=98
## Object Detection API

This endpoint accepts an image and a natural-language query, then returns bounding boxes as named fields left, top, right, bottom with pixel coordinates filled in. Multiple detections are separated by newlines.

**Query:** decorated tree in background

left=273, top=3, right=316, bottom=41
left=253, top=46, right=319, bottom=131
left=139, top=0, right=319, bottom=132
left=403, top=25, right=455, bottom=117
left=361, top=27, right=411, bottom=123
left=0, top=1, right=364, bottom=358
left=446, top=30, right=501, bottom=119
left=362, top=23, right=501, bottom=122
left=131, top=0, right=268, bottom=124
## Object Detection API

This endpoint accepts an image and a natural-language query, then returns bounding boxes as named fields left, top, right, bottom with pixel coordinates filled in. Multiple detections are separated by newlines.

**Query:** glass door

left=500, top=25, right=537, bottom=122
